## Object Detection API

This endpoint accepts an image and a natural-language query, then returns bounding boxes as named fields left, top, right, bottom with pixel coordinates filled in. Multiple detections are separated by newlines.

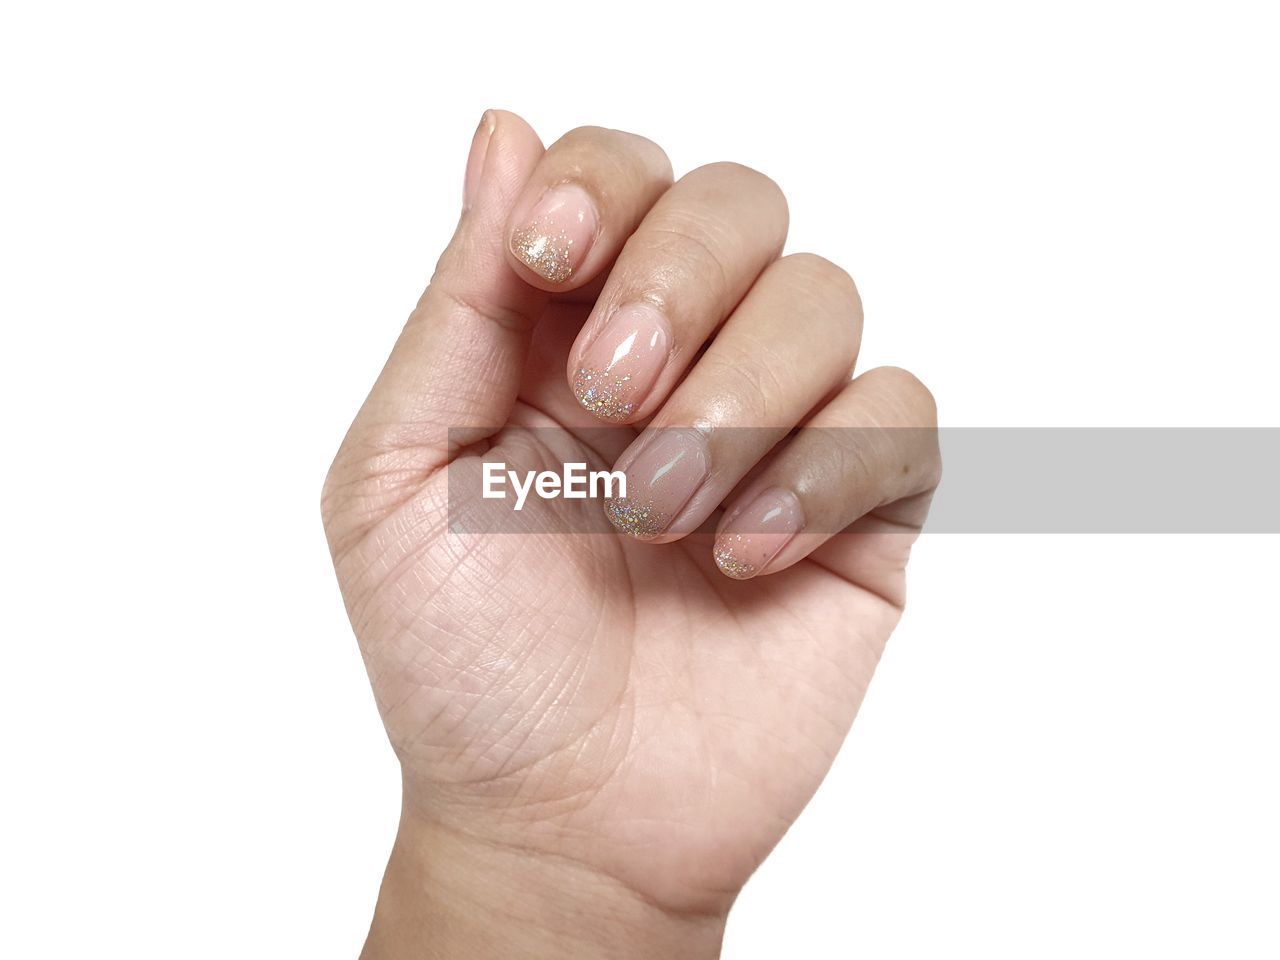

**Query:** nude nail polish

left=510, top=183, right=597, bottom=283
left=714, top=487, right=804, bottom=579
left=605, top=428, right=709, bottom=540
left=573, top=303, right=671, bottom=421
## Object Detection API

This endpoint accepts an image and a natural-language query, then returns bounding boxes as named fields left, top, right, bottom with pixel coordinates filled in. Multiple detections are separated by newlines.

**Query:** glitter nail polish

left=713, top=487, right=804, bottom=579
left=605, top=428, right=709, bottom=540
left=510, top=183, right=597, bottom=283
left=573, top=303, right=671, bottom=422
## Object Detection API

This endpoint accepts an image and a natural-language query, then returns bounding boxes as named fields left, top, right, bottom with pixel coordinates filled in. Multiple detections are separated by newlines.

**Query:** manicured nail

left=510, top=183, right=597, bottom=283
left=573, top=303, right=671, bottom=421
left=462, top=111, right=496, bottom=212
left=714, top=487, right=804, bottom=579
left=605, top=429, right=709, bottom=540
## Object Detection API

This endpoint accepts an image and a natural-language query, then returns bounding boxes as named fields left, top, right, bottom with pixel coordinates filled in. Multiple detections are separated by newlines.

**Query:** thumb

left=327, top=111, right=546, bottom=531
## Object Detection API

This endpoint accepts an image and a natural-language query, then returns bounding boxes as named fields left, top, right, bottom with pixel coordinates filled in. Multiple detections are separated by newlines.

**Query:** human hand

left=322, top=110, right=940, bottom=959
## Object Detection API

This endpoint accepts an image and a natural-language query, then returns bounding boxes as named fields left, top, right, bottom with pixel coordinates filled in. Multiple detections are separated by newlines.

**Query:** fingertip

left=463, top=109, right=545, bottom=224
left=712, top=487, right=805, bottom=580
left=461, top=111, right=497, bottom=212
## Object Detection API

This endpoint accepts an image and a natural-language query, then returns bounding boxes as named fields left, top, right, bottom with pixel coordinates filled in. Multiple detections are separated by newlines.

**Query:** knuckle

left=560, top=127, right=672, bottom=179
left=685, top=162, right=788, bottom=216
left=631, top=214, right=735, bottom=298
left=561, top=124, right=611, bottom=142
left=701, top=347, right=779, bottom=422
left=691, top=160, right=774, bottom=188
left=779, top=253, right=860, bottom=308
left=772, top=253, right=863, bottom=353
left=620, top=131, right=673, bottom=177
left=862, top=366, right=938, bottom=424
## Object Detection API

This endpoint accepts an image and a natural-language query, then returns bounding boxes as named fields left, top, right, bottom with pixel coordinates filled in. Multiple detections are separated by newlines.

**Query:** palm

left=333, top=303, right=906, bottom=913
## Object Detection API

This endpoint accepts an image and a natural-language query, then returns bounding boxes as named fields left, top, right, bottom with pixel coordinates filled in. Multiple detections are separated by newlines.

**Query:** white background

left=2, top=1, right=1277, bottom=956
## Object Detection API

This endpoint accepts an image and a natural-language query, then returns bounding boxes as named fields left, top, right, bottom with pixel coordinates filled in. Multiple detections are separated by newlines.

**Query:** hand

left=322, top=111, right=940, bottom=959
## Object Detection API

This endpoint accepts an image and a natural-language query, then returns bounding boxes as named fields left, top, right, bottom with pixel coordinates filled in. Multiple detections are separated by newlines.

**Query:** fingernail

left=510, top=183, right=597, bottom=283
left=605, top=429, right=709, bottom=540
left=714, top=488, right=804, bottom=579
left=573, top=303, right=671, bottom=421
left=462, top=111, right=496, bottom=212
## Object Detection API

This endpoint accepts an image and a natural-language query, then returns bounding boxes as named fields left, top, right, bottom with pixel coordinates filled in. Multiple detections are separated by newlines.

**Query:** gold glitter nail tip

left=511, top=221, right=574, bottom=283
left=509, top=183, right=596, bottom=284
left=573, top=367, right=636, bottom=422
left=604, top=497, right=669, bottom=540
left=713, top=537, right=757, bottom=579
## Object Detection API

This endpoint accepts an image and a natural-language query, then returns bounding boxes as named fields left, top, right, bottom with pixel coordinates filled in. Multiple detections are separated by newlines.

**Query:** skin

left=323, top=110, right=941, bottom=958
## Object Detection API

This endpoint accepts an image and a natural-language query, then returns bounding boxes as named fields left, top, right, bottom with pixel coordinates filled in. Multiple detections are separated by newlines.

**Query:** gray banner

left=446, top=427, right=1280, bottom=534
left=930, top=428, right=1280, bottom=532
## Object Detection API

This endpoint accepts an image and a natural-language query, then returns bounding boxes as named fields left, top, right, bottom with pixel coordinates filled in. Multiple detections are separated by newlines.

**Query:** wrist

left=360, top=805, right=727, bottom=960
